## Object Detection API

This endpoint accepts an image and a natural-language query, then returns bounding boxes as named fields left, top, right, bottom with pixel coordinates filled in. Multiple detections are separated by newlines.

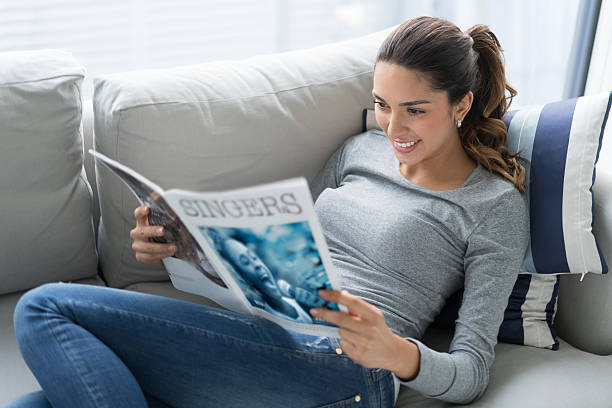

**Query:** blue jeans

left=3, top=283, right=396, bottom=408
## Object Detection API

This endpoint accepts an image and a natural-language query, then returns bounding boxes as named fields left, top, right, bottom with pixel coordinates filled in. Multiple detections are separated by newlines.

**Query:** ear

left=453, top=91, right=473, bottom=121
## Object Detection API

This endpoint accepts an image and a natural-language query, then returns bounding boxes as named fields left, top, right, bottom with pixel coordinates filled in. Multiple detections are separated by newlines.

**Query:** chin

left=395, top=151, right=422, bottom=165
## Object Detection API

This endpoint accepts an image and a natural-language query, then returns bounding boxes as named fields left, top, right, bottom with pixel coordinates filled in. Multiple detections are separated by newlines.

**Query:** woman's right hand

left=130, top=204, right=176, bottom=267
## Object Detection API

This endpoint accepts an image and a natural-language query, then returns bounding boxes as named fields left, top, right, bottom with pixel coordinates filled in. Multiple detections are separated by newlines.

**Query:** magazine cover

left=162, top=179, right=344, bottom=336
left=89, top=149, right=344, bottom=336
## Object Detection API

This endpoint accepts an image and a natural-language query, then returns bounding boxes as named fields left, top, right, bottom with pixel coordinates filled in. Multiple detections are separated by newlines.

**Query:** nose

left=386, top=111, right=408, bottom=137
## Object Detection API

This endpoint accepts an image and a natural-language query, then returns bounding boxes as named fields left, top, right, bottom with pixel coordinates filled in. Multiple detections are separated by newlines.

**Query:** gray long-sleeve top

left=309, top=130, right=529, bottom=404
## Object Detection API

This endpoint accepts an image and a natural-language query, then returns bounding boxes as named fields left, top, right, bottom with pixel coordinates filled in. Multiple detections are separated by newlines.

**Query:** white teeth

left=396, top=141, right=417, bottom=148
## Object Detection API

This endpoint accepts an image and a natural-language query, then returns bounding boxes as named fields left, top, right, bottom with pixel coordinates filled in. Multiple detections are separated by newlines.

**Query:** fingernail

left=157, top=227, right=164, bottom=234
left=310, top=308, right=319, bottom=316
left=168, top=246, right=176, bottom=253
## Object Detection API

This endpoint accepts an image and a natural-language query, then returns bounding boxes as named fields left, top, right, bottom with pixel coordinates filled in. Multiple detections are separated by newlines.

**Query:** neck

left=399, top=145, right=477, bottom=191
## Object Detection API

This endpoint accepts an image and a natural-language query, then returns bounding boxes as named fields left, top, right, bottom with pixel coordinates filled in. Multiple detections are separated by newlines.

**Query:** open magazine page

left=163, top=178, right=345, bottom=337
left=88, top=150, right=242, bottom=311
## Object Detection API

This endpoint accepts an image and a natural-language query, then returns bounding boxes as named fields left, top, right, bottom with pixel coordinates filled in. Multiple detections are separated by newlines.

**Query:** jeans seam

left=378, top=371, right=387, bottom=407
left=74, top=300, right=344, bottom=357
left=45, top=305, right=104, bottom=408
left=365, top=369, right=391, bottom=408
left=366, top=367, right=376, bottom=408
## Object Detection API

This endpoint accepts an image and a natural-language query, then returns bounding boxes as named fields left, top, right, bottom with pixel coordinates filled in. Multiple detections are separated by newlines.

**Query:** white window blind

left=1, top=0, right=581, bottom=107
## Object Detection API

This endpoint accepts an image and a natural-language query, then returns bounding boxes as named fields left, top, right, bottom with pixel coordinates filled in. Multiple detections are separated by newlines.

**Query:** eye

left=407, top=108, right=424, bottom=116
left=239, top=254, right=250, bottom=266
left=373, top=100, right=388, bottom=110
left=374, top=100, right=424, bottom=116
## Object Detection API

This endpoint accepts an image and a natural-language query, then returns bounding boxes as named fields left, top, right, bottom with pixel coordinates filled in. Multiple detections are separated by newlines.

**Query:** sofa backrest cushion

left=0, top=49, right=98, bottom=294
left=92, top=27, right=395, bottom=288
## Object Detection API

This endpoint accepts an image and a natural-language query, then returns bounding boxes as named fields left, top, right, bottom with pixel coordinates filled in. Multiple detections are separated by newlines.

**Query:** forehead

left=372, top=62, right=441, bottom=100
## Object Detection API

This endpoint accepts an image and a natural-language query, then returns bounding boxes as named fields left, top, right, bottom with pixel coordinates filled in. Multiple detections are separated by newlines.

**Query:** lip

left=393, top=139, right=420, bottom=153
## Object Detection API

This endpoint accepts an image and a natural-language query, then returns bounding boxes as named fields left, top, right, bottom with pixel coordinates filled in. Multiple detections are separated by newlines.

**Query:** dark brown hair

left=375, top=16, right=527, bottom=192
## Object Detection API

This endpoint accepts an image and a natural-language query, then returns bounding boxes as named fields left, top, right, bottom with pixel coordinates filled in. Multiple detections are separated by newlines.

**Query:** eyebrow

left=371, top=91, right=431, bottom=107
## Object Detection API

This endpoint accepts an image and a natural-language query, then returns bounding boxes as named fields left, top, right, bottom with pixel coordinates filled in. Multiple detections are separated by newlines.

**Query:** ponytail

left=462, top=25, right=527, bottom=193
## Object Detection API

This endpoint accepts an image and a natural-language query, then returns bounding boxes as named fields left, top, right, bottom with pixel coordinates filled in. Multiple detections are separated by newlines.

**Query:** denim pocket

left=314, top=393, right=363, bottom=407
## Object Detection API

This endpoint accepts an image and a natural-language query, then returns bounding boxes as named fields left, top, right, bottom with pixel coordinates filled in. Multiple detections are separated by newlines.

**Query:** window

left=1, top=0, right=582, bottom=107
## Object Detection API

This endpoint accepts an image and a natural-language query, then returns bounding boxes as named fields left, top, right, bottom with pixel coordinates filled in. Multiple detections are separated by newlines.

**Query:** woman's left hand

left=311, top=289, right=405, bottom=371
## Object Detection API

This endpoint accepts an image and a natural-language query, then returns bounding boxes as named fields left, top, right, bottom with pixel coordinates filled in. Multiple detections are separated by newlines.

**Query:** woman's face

left=372, top=61, right=466, bottom=171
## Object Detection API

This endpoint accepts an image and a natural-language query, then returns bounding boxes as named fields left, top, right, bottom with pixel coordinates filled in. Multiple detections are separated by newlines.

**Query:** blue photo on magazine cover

left=199, top=222, right=339, bottom=326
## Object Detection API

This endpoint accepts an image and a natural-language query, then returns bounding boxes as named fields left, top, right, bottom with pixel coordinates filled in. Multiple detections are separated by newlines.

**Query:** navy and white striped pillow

left=497, top=91, right=611, bottom=349
left=432, top=275, right=561, bottom=350
left=362, top=90, right=612, bottom=350
left=498, top=274, right=560, bottom=350
left=503, top=91, right=611, bottom=276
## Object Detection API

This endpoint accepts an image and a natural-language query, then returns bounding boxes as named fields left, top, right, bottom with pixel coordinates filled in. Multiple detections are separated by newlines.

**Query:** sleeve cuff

left=393, top=337, right=457, bottom=398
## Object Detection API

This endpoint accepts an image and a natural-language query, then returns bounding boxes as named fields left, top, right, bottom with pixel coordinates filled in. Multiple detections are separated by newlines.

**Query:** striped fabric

left=503, top=91, right=612, bottom=276
left=499, top=274, right=560, bottom=350
left=432, top=275, right=561, bottom=350
left=361, top=90, right=612, bottom=349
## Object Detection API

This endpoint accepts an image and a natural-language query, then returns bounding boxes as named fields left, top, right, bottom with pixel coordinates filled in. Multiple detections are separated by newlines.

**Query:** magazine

left=89, top=149, right=345, bottom=336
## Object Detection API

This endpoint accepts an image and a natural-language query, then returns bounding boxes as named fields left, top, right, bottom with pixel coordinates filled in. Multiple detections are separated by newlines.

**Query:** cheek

left=373, top=110, right=449, bottom=137
left=374, top=110, right=387, bottom=128
left=418, top=113, right=450, bottom=137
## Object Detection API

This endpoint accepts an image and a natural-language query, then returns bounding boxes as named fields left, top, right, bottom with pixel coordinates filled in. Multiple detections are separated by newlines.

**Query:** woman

left=5, top=16, right=528, bottom=408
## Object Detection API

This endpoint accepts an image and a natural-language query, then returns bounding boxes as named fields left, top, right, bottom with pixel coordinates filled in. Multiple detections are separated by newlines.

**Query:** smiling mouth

left=393, top=139, right=421, bottom=150
left=394, top=140, right=419, bottom=148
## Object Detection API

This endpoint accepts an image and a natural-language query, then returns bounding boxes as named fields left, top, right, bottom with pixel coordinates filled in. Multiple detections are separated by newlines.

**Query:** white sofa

left=2, top=27, right=612, bottom=407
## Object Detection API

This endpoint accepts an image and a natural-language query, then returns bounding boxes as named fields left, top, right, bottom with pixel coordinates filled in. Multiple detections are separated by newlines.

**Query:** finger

left=130, top=225, right=165, bottom=240
left=134, top=252, right=164, bottom=267
left=310, top=308, right=363, bottom=332
left=338, top=327, right=365, bottom=345
left=134, top=205, right=150, bottom=227
left=339, top=338, right=364, bottom=365
left=319, top=290, right=376, bottom=319
left=132, top=241, right=176, bottom=257
left=339, top=337, right=358, bottom=355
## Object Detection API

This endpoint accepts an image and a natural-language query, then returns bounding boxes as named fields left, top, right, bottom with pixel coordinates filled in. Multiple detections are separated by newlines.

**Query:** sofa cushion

left=500, top=91, right=611, bottom=350
left=498, top=274, right=560, bottom=350
left=431, top=275, right=560, bottom=351
left=503, top=91, right=612, bottom=276
left=394, top=327, right=612, bottom=407
left=0, top=291, right=39, bottom=405
left=92, top=26, right=394, bottom=288
left=0, top=49, right=98, bottom=295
